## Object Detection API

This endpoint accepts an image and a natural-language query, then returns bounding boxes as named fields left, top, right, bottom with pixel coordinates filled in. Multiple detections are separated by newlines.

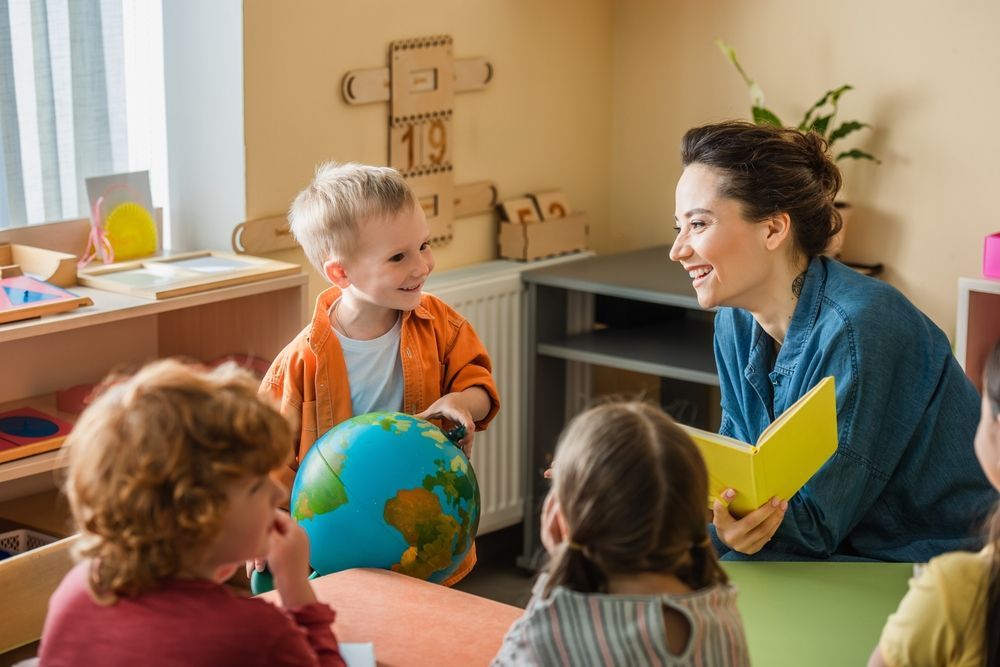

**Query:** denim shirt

left=713, top=256, right=995, bottom=561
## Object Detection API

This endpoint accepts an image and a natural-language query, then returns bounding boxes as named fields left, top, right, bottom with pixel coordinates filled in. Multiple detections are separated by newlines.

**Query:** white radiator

left=427, top=254, right=592, bottom=534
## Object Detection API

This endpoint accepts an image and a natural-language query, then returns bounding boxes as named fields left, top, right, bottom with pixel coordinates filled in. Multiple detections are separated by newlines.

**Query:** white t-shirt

left=333, top=310, right=404, bottom=415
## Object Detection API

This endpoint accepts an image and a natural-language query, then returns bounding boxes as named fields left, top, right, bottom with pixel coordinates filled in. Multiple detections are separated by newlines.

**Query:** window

left=0, top=0, right=167, bottom=236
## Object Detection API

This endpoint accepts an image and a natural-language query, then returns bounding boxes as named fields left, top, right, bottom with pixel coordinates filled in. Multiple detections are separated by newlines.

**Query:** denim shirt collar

left=744, top=256, right=827, bottom=418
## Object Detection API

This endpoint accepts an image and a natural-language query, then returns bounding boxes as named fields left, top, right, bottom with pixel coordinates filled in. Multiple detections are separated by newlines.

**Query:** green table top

left=723, top=561, right=913, bottom=667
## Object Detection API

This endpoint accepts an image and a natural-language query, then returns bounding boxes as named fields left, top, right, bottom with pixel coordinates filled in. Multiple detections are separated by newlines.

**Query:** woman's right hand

left=712, top=489, right=787, bottom=555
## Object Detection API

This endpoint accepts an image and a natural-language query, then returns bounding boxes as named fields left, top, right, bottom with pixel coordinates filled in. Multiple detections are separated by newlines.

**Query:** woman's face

left=669, top=163, right=775, bottom=310
left=974, top=387, right=1000, bottom=491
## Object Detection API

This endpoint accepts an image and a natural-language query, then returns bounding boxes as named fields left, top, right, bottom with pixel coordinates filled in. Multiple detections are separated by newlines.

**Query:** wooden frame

left=78, top=251, right=300, bottom=300
left=0, top=406, right=73, bottom=465
left=0, top=276, right=93, bottom=325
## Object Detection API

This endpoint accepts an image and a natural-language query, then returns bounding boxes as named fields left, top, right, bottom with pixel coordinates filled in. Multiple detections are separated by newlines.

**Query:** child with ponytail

left=870, top=340, right=1000, bottom=667
left=492, top=401, right=750, bottom=666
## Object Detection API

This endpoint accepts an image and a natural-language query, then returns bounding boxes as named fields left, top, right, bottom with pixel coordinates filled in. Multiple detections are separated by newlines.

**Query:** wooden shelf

left=537, top=320, right=718, bottom=385
left=0, top=272, right=309, bottom=505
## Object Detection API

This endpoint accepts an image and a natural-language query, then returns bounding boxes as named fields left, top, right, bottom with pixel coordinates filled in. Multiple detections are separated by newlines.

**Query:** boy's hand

left=415, top=392, right=478, bottom=457
left=712, top=490, right=787, bottom=555
left=266, top=510, right=317, bottom=608
left=245, top=557, right=267, bottom=578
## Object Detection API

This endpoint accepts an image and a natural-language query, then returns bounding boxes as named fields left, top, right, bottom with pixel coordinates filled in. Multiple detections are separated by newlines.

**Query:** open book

left=680, top=376, right=838, bottom=517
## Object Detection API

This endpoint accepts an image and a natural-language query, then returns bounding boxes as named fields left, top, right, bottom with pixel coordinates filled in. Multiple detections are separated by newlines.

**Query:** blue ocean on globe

left=290, top=412, right=480, bottom=583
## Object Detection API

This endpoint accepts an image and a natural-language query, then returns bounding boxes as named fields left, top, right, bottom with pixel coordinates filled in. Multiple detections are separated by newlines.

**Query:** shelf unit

left=517, top=245, right=717, bottom=568
left=956, top=275, right=1000, bottom=393
left=0, top=273, right=308, bottom=504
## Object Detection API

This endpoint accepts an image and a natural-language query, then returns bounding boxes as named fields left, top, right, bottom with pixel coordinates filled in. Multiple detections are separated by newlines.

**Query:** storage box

left=0, top=243, right=78, bottom=287
left=984, top=232, right=1000, bottom=279
left=0, top=528, right=57, bottom=560
left=498, top=212, right=588, bottom=261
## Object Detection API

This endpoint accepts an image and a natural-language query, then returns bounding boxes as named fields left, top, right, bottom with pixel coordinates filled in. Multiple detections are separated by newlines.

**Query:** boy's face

left=199, top=472, right=285, bottom=582
left=332, top=205, right=435, bottom=312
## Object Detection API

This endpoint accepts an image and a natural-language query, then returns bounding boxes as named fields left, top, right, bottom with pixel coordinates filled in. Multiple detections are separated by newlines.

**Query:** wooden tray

left=78, top=251, right=301, bottom=299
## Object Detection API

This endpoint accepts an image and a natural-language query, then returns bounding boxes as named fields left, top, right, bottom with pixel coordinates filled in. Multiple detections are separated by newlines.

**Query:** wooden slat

left=234, top=183, right=495, bottom=256
left=231, top=215, right=294, bottom=255
left=453, top=181, right=498, bottom=217
left=342, top=57, right=494, bottom=105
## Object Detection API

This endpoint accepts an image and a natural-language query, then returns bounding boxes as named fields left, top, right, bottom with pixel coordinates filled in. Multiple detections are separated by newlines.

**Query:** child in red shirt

left=39, top=360, right=345, bottom=666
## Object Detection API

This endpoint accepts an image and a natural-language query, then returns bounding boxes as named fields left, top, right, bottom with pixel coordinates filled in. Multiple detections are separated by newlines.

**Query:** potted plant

left=716, top=40, right=879, bottom=257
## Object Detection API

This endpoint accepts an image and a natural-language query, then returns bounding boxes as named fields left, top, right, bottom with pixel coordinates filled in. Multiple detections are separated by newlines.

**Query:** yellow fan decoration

left=104, top=201, right=157, bottom=261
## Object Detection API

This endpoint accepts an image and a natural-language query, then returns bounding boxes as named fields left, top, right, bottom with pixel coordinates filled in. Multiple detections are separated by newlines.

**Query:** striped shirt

left=492, top=575, right=750, bottom=667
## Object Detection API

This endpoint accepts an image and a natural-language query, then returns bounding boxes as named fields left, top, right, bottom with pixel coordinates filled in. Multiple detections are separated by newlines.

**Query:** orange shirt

left=260, top=286, right=500, bottom=586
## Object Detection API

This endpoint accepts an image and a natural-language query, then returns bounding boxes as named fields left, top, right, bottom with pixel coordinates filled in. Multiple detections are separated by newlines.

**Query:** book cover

left=680, top=376, right=838, bottom=517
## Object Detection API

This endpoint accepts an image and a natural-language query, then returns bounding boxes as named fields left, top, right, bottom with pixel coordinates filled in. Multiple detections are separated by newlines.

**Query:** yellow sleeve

left=878, top=554, right=981, bottom=667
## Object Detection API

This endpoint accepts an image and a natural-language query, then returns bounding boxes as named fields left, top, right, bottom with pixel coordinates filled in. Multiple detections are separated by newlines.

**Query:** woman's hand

left=712, top=489, right=787, bottom=555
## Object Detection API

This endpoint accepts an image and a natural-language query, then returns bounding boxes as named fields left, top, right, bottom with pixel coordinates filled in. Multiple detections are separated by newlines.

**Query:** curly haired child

left=39, top=359, right=345, bottom=666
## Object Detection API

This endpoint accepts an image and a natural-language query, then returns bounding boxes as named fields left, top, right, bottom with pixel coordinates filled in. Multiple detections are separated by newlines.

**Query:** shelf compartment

left=536, top=319, right=718, bottom=386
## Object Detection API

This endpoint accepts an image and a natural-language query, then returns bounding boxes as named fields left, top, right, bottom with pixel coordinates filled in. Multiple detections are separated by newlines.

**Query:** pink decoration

left=985, top=232, right=1000, bottom=279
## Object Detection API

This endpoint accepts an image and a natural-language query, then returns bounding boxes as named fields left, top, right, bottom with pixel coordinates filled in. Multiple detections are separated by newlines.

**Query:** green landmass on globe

left=289, top=412, right=480, bottom=583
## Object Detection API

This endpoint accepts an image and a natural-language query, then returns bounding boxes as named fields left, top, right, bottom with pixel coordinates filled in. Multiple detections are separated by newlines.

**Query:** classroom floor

left=453, top=523, right=534, bottom=608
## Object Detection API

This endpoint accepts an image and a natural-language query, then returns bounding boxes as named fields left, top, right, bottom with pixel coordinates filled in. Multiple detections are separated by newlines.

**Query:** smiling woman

left=671, top=121, right=994, bottom=563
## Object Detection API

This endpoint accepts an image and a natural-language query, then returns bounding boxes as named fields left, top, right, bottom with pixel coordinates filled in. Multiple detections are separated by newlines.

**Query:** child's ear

left=763, top=212, right=792, bottom=251
left=322, top=259, right=350, bottom=288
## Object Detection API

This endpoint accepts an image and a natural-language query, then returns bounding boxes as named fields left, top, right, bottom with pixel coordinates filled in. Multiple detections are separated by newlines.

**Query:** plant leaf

left=835, top=148, right=881, bottom=164
left=828, top=121, right=871, bottom=144
left=798, top=85, right=853, bottom=131
left=753, top=106, right=783, bottom=126
left=808, top=114, right=832, bottom=137
left=716, top=39, right=766, bottom=110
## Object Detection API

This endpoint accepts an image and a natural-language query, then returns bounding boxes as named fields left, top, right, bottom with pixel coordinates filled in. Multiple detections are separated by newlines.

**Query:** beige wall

left=612, top=0, right=1000, bottom=337
left=243, top=0, right=613, bottom=301
left=244, top=1, right=999, bottom=336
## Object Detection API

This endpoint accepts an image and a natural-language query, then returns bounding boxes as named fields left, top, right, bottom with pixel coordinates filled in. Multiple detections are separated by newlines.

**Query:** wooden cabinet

left=0, top=274, right=308, bottom=507
left=956, top=276, right=1000, bottom=393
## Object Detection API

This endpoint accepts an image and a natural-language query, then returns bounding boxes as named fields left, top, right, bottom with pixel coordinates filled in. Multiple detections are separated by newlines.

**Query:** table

left=725, top=561, right=912, bottom=667
left=259, top=568, right=523, bottom=666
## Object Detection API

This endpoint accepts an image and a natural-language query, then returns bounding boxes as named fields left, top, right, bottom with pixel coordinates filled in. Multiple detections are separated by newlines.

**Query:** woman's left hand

left=712, top=489, right=787, bottom=555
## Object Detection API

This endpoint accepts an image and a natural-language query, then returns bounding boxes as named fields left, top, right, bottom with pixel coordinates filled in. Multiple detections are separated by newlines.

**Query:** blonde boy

left=261, top=162, right=500, bottom=585
left=40, top=360, right=345, bottom=666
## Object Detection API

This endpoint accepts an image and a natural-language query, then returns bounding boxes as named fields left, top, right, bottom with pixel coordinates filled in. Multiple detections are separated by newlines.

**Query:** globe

left=290, top=411, right=480, bottom=583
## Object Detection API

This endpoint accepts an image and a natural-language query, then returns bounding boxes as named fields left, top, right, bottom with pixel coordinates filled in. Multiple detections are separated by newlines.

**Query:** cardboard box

left=498, top=212, right=587, bottom=261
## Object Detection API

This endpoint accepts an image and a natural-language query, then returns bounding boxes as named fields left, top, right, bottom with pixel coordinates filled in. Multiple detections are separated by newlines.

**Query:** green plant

left=716, top=39, right=879, bottom=163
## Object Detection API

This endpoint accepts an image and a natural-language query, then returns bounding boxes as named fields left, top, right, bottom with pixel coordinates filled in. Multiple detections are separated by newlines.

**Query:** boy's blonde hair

left=544, top=401, right=727, bottom=597
left=288, top=161, right=417, bottom=273
left=64, top=359, right=293, bottom=600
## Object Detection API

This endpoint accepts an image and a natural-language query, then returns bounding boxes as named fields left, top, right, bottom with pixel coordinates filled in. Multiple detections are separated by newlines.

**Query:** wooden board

left=342, top=57, right=493, bottom=105
left=0, top=406, right=73, bottom=465
left=0, top=276, right=92, bottom=325
left=0, top=244, right=78, bottom=287
left=78, top=251, right=300, bottom=300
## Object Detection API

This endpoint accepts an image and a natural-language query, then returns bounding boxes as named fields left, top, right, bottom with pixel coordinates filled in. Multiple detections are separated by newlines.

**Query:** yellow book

left=680, top=376, right=838, bottom=517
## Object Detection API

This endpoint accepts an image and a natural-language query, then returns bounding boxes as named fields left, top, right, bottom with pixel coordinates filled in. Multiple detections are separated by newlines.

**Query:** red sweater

left=40, top=563, right=345, bottom=667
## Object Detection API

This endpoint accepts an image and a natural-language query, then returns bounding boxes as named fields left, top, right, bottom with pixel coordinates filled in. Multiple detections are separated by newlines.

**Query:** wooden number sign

left=232, top=35, right=498, bottom=255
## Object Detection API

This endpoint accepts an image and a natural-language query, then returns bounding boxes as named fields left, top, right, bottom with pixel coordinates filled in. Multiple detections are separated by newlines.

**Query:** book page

left=679, top=424, right=759, bottom=514
left=755, top=376, right=838, bottom=507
